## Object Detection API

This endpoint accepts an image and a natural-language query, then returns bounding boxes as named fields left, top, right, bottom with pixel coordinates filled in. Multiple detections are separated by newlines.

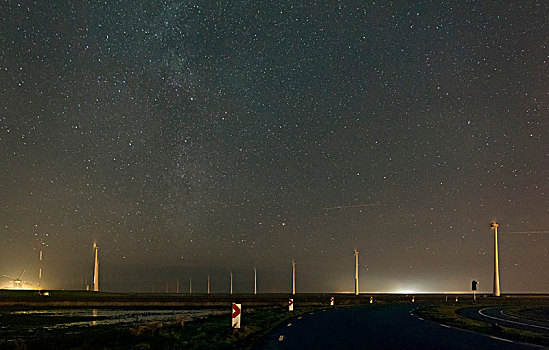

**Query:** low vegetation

left=416, top=304, right=549, bottom=347
left=0, top=306, right=322, bottom=349
left=503, top=306, right=549, bottom=323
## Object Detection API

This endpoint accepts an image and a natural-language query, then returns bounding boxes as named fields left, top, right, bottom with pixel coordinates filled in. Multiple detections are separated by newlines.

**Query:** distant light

left=395, top=290, right=417, bottom=294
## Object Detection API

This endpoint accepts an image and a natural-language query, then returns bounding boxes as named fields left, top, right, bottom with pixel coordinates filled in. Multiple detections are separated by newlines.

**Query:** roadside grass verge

left=503, top=306, right=549, bottom=324
left=416, top=304, right=549, bottom=347
left=1, top=306, right=324, bottom=349
left=129, top=305, right=323, bottom=349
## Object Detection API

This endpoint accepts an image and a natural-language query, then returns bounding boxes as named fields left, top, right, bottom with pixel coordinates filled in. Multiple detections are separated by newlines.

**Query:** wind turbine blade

left=2, top=275, right=16, bottom=281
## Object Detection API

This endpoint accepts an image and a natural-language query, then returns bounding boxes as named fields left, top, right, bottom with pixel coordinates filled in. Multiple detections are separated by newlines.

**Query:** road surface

left=259, top=305, right=542, bottom=349
left=458, top=306, right=549, bottom=334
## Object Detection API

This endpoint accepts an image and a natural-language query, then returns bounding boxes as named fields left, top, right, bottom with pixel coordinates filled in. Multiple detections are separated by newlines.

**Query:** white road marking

left=287, top=323, right=292, bottom=327
left=278, top=335, right=284, bottom=342
left=489, top=336, right=513, bottom=343
left=298, top=316, right=302, bottom=320
left=479, top=308, right=549, bottom=331
left=418, top=317, right=424, bottom=321
left=440, top=324, right=451, bottom=328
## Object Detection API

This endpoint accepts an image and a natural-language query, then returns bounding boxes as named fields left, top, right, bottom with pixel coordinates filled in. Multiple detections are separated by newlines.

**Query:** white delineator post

left=330, top=296, right=334, bottom=306
left=232, top=303, right=241, bottom=329
left=491, top=222, right=501, bottom=297
left=288, top=298, right=294, bottom=311
left=93, top=243, right=99, bottom=292
left=354, top=250, right=359, bottom=295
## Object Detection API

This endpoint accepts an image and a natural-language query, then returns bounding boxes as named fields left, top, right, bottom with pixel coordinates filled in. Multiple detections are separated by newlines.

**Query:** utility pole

left=176, top=278, right=179, bottom=294
left=207, top=275, right=210, bottom=294
left=230, top=271, right=233, bottom=294
left=254, top=267, right=257, bottom=295
left=491, top=222, right=501, bottom=296
left=354, top=250, right=359, bottom=295
left=189, top=276, right=192, bottom=294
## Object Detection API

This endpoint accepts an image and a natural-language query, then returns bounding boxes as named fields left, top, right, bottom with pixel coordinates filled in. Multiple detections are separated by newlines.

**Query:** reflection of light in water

left=92, top=309, right=98, bottom=326
left=11, top=309, right=226, bottom=329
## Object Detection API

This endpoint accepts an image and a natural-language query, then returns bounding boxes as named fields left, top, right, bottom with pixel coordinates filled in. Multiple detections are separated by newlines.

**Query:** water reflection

left=3, top=308, right=225, bottom=335
left=92, top=309, right=98, bottom=326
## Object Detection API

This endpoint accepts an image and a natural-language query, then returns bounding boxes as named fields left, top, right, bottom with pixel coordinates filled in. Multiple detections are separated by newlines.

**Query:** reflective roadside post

left=232, top=303, right=241, bottom=329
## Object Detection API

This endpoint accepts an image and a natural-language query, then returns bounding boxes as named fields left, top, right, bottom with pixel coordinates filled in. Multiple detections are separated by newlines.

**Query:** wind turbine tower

left=38, top=248, right=43, bottom=291
left=354, top=249, right=359, bottom=295
left=491, top=222, right=501, bottom=296
left=93, top=243, right=99, bottom=292
left=292, top=260, right=296, bottom=295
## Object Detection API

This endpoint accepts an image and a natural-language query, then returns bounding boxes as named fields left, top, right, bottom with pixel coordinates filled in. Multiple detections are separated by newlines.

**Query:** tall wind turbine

left=354, top=250, right=359, bottom=295
left=93, top=243, right=99, bottom=292
left=292, top=260, right=296, bottom=295
left=491, top=222, right=500, bottom=296
left=38, top=247, right=43, bottom=291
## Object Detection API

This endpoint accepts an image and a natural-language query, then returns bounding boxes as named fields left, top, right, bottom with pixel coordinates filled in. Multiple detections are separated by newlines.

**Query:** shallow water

left=0, top=308, right=226, bottom=343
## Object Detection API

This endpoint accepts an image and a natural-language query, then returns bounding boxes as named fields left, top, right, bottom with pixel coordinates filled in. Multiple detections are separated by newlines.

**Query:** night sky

left=1, top=1, right=547, bottom=294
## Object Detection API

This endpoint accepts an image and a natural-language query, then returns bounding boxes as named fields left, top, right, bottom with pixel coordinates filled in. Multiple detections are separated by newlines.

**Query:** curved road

left=459, top=306, right=549, bottom=334
left=259, top=305, right=542, bottom=349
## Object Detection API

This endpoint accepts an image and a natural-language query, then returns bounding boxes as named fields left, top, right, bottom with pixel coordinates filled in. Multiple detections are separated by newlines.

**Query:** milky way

left=1, top=1, right=547, bottom=293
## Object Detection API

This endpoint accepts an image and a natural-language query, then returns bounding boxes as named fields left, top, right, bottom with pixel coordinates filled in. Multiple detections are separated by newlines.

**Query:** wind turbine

left=93, top=243, right=99, bottom=292
left=2, top=270, right=32, bottom=289
left=38, top=248, right=43, bottom=291
left=291, top=260, right=296, bottom=295
left=354, top=250, right=359, bottom=295
left=491, top=223, right=500, bottom=296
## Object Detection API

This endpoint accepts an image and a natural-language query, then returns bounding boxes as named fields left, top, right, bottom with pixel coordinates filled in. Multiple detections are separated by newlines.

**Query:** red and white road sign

left=288, top=298, right=294, bottom=311
left=330, top=296, right=334, bottom=306
left=232, top=303, right=241, bottom=328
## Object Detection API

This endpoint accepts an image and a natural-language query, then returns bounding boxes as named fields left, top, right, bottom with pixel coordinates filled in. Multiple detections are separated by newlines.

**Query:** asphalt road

left=458, top=306, right=549, bottom=334
left=259, top=305, right=542, bottom=350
